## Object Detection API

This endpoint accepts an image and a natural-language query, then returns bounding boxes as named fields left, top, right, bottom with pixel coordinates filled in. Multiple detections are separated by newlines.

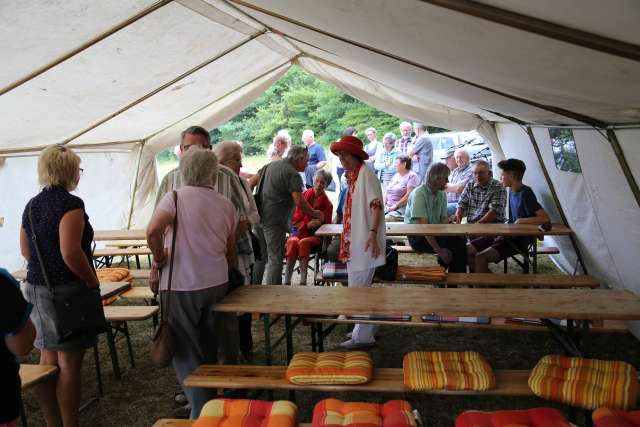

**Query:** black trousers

left=408, top=235, right=468, bottom=273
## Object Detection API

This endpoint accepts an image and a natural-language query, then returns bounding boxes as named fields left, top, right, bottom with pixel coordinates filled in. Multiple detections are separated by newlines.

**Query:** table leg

left=532, top=243, right=538, bottom=274
left=105, top=323, right=122, bottom=379
left=310, top=322, right=317, bottom=352
left=123, top=321, right=135, bottom=368
left=93, top=343, right=104, bottom=397
left=263, top=314, right=272, bottom=366
left=285, top=315, right=293, bottom=362
left=542, top=319, right=581, bottom=357
left=317, top=322, right=324, bottom=352
left=580, top=320, right=591, bottom=357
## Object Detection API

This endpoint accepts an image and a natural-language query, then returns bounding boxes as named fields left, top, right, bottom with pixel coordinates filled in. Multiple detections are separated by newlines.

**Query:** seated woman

left=284, top=170, right=334, bottom=286
left=404, top=163, right=468, bottom=273
left=383, top=155, right=419, bottom=222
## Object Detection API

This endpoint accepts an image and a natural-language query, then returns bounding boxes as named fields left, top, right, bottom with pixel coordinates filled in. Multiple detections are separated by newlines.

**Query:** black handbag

left=28, top=201, right=107, bottom=343
left=374, top=242, right=398, bottom=281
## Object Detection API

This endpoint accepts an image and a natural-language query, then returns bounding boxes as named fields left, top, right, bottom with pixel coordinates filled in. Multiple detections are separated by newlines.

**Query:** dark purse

left=374, top=241, right=399, bottom=281
left=28, top=201, right=107, bottom=343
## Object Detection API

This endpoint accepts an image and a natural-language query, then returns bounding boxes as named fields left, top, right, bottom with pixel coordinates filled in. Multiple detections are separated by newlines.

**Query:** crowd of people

left=5, top=121, right=550, bottom=424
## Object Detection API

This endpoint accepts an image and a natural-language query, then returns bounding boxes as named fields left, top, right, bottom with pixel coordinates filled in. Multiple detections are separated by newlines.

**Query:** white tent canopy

left=2, top=1, right=640, bottom=335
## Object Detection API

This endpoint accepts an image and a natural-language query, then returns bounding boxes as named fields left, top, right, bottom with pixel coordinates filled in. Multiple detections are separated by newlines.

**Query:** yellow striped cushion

left=403, top=351, right=496, bottom=391
left=286, top=352, right=373, bottom=385
left=195, top=399, right=297, bottom=427
left=528, top=355, right=638, bottom=410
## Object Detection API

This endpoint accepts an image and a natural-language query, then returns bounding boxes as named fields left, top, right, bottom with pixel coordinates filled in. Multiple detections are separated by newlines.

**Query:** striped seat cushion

left=456, top=407, right=571, bottom=427
left=96, top=268, right=133, bottom=283
left=593, top=408, right=640, bottom=427
left=286, top=352, right=373, bottom=385
left=403, top=351, right=496, bottom=391
left=528, top=355, right=638, bottom=410
left=312, top=399, right=416, bottom=427
left=396, top=265, right=447, bottom=282
left=193, top=399, right=297, bottom=427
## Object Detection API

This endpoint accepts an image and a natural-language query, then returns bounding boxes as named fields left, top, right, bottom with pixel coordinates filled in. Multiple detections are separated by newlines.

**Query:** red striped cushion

left=593, top=408, right=640, bottom=427
left=312, top=399, right=416, bottom=427
left=456, top=407, right=571, bottom=427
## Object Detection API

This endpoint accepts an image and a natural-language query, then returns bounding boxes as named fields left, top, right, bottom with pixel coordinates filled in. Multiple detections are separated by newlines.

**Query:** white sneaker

left=339, top=339, right=375, bottom=350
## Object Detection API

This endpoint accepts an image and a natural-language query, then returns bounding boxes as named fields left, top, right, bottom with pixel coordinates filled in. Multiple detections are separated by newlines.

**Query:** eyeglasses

left=79, top=168, right=84, bottom=175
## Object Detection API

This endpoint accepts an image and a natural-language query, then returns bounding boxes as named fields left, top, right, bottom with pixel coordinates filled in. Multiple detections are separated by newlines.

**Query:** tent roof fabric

left=2, top=0, right=639, bottom=154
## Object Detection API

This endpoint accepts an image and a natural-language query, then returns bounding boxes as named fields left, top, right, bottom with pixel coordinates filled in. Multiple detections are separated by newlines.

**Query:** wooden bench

left=20, top=364, right=58, bottom=389
left=153, top=421, right=311, bottom=427
left=121, top=287, right=155, bottom=300
left=184, top=365, right=533, bottom=396
left=93, top=247, right=153, bottom=269
left=103, top=305, right=159, bottom=379
left=392, top=245, right=416, bottom=254
left=105, top=240, right=148, bottom=248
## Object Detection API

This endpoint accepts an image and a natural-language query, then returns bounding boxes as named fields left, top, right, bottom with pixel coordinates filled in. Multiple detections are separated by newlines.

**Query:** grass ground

left=20, top=254, right=640, bottom=426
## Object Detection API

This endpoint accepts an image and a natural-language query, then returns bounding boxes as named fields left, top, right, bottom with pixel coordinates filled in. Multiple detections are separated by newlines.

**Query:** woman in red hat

left=330, top=135, right=386, bottom=349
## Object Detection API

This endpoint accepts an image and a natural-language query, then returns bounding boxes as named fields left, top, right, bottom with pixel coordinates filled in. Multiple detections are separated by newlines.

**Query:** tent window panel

left=549, top=128, right=582, bottom=173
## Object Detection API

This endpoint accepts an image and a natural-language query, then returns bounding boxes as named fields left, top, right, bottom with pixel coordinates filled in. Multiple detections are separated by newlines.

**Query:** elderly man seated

left=454, top=160, right=506, bottom=225
left=404, top=163, right=468, bottom=272
left=445, top=148, right=473, bottom=217
left=468, top=159, right=550, bottom=273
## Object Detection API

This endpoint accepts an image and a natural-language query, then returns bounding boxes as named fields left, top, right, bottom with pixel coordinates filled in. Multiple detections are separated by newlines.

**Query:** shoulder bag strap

left=255, top=163, right=271, bottom=199
left=27, top=200, right=54, bottom=294
left=162, top=190, right=178, bottom=322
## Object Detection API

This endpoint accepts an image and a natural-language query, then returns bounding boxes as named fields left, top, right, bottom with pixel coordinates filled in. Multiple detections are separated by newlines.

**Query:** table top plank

left=99, top=282, right=131, bottom=300
left=20, top=364, right=58, bottom=389
left=103, top=305, right=159, bottom=321
left=185, top=365, right=533, bottom=396
left=214, top=286, right=640, bottom=320
left=93, top=247, right=153, bottom=257
left=445, top=273, right=598, bottom=288
left=94, top=229, right=146, bottom=241
left=315, top=223, right=572, bottom=237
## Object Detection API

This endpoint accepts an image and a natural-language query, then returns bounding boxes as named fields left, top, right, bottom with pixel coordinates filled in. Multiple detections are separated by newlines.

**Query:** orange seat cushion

left=456, top=407, right=571, bottom=427
left=528, top=355, right=638, bottom=410
left=403, top=351, right=495, bottom=391
left=593, top=408, right=640, bottom=427
left=286, top=352, right=373, bottom=385
left=312, top=398, right=416, bottom=427
left=193, top=399, right=297, bottom=427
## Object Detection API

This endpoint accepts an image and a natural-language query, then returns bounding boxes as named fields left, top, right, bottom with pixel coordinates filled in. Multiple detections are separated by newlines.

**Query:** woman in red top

left=284, top=169, right=333, bottom=285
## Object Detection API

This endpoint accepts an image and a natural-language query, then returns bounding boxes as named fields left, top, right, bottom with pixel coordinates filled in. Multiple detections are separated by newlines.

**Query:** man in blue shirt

left=302, top=129, right=327, bottom=188
left=468, top=158, right=550, bottom=272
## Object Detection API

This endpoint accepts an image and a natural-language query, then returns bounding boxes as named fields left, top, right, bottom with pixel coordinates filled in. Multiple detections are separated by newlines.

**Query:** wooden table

left=99, top=282, right=131, bottom=301
left=215, top=286, right=640, bottom=358
left=315, top=222, right=572, bottom=237
left=93, top=229, right=146, bottom=241
left=93, top=247, right=152, bottom=269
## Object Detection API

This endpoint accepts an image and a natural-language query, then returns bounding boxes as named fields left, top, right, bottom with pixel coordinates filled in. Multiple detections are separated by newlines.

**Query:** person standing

left=363, top=127, right=380, bottom=170
left=147, top=147, right=238, bottom=418
left=302, top=129, right=327, bottom=188
left=396, top=121, right=413, bottom=155
left=408, top=122, right=433, bottom=183
left=155, top=126, right=212, bottom=206
left=0, top=268, right=35, bottom=427
left=445, top=148, right=473, bottom=217
left=252, top=146, right=323, bottom=285
left=267, top=129, right=291, bottom=162
left=20, top=145, right=101, bottom=427
left=374, top=132, right=399, bottom=191
left=330, top=135, right=385, bottom=349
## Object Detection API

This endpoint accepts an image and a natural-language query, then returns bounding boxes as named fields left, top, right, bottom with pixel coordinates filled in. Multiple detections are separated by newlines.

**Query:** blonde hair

left=38, top=145, right=81, bottom=190
left=214, top=140, right=243, bottom=163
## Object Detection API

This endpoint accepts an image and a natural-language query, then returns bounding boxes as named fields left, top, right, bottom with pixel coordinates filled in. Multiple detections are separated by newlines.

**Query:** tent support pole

left=525, top=127, right=588, bottom=274
left=0, top=0, right=174, bottom=96
left=606, top=129, right=640, bottom=209
left=126, top=142, right=145, bottom=230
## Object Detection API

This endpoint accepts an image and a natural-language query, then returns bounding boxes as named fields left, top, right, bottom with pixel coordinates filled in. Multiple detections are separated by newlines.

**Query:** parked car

left=429, top=131, right=491, bottom=165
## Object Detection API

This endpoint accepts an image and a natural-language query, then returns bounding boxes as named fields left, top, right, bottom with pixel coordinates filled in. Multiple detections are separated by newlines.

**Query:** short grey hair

left=454, top=147, right=469, bottom=160
left=474, top=159, right=491, bottom=171
left=180, top=146, right=219, bottom=187
left=314, top=169, right=332, bottom=186
left=365, top=127, right=376, bottom=135
left=213, top=140, right=242, bottom=163
left=426, top=162, right=450, bottom=188
left=383, top=132, right=397, bottom=143
left=413, top=122, right=427, bottom=132
left=286, top=145, right=308, bottom=162
left=302, top=129, right=314, bottom=140
left=399, top=121, right=412, bottom=129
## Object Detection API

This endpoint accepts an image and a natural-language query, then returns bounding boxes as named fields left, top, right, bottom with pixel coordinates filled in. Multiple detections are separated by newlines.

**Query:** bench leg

left=310, top=322, right=317, bottom=352
left=317, top=322, right=324, bottom=352
left=263, top=314, right=272, bottom=366
left=135, top=255, right=141, bottom=269
left=105, top=323, right=122, bottom=379
left=123, top=321, right=135, bottom=368
left=285, top=315, right=293, bottom=363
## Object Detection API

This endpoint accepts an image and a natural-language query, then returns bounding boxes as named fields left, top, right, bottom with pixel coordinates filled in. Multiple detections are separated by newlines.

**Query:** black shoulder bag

left=28, top=201, right=107, bottom=343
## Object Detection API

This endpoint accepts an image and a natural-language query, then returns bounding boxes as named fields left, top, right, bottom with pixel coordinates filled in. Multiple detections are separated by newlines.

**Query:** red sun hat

left=330, top=135, right=369, bottom=160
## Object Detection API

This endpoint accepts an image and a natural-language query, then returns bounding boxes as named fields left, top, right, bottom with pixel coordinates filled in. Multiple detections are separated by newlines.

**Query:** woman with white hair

left=147, top=147, right=238, bottom=418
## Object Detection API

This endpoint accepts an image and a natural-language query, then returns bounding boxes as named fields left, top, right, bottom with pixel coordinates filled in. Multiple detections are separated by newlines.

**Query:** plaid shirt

left=396, top=137, right=412, bottom=155
left=457, top=178, right=506, bottom=223
left=447, top=163, right=473, bottom=203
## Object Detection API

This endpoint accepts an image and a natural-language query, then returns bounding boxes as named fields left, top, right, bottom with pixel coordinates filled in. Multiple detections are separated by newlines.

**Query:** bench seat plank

left=185, top=365, right=533, bottom=396
left=93, top=247, right=153, bottom=257
left=103, top=305, right=158, bottom=321
left=445, top=273, right=597, bottom=288
left=121, top=287, right=155, bottom=300
left=20, top=364, right=58, bottom=390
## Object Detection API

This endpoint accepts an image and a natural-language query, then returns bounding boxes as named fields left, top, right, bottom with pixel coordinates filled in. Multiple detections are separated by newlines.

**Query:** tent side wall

left=0, top=151, right=138, bottom=272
